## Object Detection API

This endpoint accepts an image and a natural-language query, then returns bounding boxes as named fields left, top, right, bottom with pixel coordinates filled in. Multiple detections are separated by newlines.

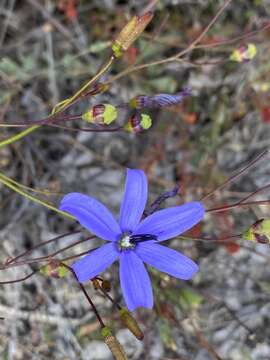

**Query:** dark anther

left=130, top=234, right=158, bottom=244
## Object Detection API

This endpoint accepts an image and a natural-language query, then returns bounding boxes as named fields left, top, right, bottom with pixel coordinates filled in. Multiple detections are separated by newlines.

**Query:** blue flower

left=60, top=169, right=205, bottom=311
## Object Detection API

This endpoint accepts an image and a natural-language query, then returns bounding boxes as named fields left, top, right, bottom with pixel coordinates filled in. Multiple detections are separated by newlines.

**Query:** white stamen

left=118, top=233, right=135, bottom=251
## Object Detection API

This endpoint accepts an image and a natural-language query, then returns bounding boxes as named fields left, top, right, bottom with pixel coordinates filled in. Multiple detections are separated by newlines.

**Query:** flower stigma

left=118, top=232, right=135, bottom=251
left=118, top=233, right=158, bottom=251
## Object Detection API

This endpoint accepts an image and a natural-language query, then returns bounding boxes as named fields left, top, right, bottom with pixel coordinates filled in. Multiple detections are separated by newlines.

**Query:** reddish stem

left=201, top=150, right=269, bottom=201
left=0, top=270, right=38, bottom=284
left=63, top=264, right=105, bottom=328
left=207, top=199, right=270, bottom=213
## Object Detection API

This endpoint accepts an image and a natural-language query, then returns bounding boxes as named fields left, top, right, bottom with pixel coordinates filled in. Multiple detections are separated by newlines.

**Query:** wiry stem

left=64, top=264, right=105, bottom=328
left=5, top=230, right=81, bottom=266
left=201, top=150, right=269, bottom=201
left=2, top=236, right=94, bottom=269
left=0, top=173, right=74, bottom=220
left=207, top=199, right=270, bottom=213
left=0, top=270, right=38, bottom=285
left=0, top=56, right=115, bottom=149
left=106, top=0, right=233, bottom=84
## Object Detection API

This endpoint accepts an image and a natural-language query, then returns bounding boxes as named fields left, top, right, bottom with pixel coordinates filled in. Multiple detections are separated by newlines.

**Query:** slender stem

left=0, top=125, right=40, bottom=149
left=178, top=234, right=241, bottom=243
left=0, top=56, right=115, bottom=149
left=52, top=56, right=115, bottom=114
left=0, top=174, right=74, bottom=220
left=64, top=264, right=105, bottom=327
left=0, top=270, right=38, bottom=284
left=0, top=172, right=62, bottom=196
left=106, top=0, right=232, bottom=84
left=5, top=231, right=81, bottom=266
left=96, top=283, right=121, bottom=310
left=175, top=0, right=233, bottom=58
left=201, top=150, right=269, bottom=201
left=24, top=236, right=94, bottom=265
left=0, top=115, right=82, bottom=128
left=45, top=123, right=123, bottom=133
left=2, top=236, right=94, bottom=269
left=238, top=183, right=270, bottom=204
left=196, top=21, right=270, bottom=49
left=207, top=199, right=270, bottom=213
left=60, top=248, right=96, bottom=262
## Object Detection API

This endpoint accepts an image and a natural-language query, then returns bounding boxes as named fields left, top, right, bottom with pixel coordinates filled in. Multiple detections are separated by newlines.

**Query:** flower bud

left=92, top=278, right=100, bottom=290
left=40, top=260, right=68, bottom=278
left=119, top=308, right=144, bottom=340
left=243, top=219, right=270, bottom=244
left=112, top=12, right=153, bottom=58
left=101, top=327, right=128, bottom=360
left=230, top=43, right=257, bottom=62
left=101, top=279, right=111, bottom=292
left=82, top=104, right=118, bottom=125
left=92, top=278, right=111, bottom=292
left=124, top=113, right=152, bottom=134
left=129, top=87, right=192, bottom=109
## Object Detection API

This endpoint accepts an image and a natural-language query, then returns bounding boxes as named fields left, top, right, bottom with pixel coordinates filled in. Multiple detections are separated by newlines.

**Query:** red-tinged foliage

left=188, top=223, right=203, bottom=238
left=261, top=106, right=270, bottom=123
left=183, top=112, right=198, bottom=124
left=159, top=303, right=178, bottom=324
left=57, top=0, right=78, bottom=22
left=124, top=46, right=138, bottom=65
left=215, top=205, right=240, bottom=254
left=224, top=241, right=240, bottom=254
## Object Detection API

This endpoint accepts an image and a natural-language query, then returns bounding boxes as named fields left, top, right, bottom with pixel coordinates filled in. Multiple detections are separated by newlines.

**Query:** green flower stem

left=0, top=56, right=115, bottom=149
left=0, top=171, right=58, bottom=196
left=0, top=173, right=74, bottom=220
left=0, top=125, right=40, bottom=149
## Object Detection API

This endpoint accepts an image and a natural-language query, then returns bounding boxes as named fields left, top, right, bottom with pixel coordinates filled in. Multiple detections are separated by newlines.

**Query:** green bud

left=40, top=261, right=68, bottom=278
left=119, top=308, right=144, bottom=340
left=230, top=43, right=257, bottom=62
left=82, top=104, right=118, bottom=125
left=140, top=113, right=152, bottom=130
left=112, top=12, right=153, bottom=58
left=243, top=219, right=270, bottom=244
left=124, top=112, right=152, bottom=133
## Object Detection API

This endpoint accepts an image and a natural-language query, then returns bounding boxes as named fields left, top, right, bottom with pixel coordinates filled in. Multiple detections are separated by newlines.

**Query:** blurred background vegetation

left=0, top=1, right=270, bottom=359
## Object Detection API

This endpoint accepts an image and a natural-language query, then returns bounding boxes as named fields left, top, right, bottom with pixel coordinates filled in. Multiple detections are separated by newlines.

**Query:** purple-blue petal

left=60, top=193, right=121, bottom=241
left=136, top=243, right=198, bottom=280
left=119, top=251, right=153, bottom=311
left=72, top=242, right=119, bottom=283
left=119, top=169, right=148, bottom=232
left=134, top=202, right=205, bottom=241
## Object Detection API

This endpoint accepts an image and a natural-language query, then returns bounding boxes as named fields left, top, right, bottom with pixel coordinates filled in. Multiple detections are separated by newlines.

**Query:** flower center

left=118, top=232, right=135, bottom=251
left=117, top=232, right=158, bottom=251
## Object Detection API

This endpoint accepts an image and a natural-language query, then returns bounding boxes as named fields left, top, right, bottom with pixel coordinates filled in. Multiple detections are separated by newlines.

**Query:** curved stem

left=5, top=230, right=81, bottom=266
left=0, top=173, right=74, bottom=220
left=106, top=0, right=232, bottom=84
left=0, top=56, right=115, bottom=149
left=201, top=150, right=269, bottom=201
left=0, top=172, right=62, bottom=196
left=0, top=270, right=38, bottom=284
left=63, top=264, right=105, bottom=328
